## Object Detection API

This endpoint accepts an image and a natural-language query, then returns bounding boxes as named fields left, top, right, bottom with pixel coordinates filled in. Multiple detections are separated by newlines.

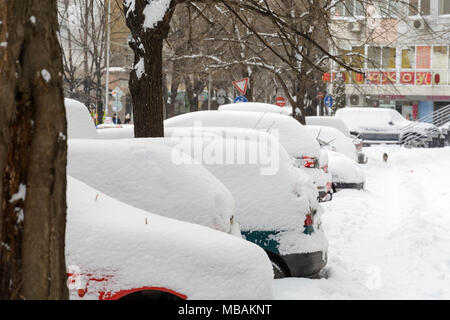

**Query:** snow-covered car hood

left=68, top=139, right=238, bottom=235
left=327, top=150, right=365, bottom=184
left=66, top=177, right=274, bottom=300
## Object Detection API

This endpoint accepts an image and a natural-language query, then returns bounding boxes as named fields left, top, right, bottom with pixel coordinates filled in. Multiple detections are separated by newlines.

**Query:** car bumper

left=334, top=182, right=365, bottom=190
left=281, top=251, right=327, bottom=278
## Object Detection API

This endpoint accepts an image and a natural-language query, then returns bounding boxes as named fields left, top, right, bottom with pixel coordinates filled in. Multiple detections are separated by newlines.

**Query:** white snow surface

left=165, top=111, right=321, bottom=159
left=67, top=139, right=238, bottom=235
left=144, top=136, right=327, bottom=255
left=306, top=125, right=358, bottom=162
left=219, top=102, right=292, bottom=116
left=65, top=99, right=98, bottom=139
left=327, top=150, right=365, bottom=184
left=305, top=116, right=351, bottom=137
left=66, top=177, right=274, bottom=300
left=274, top=146, right=450, bottom=299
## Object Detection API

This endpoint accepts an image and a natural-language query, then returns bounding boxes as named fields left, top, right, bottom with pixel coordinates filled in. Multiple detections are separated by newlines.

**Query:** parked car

left=147, top=134, right=328, bottom=278
left=219, top=102, right=292, bottom=116
left=165, top=111, right=330, bottom=202
left=165, top=126, right=331, bottom=203
left=327, top=150, right=365, bottom=191
left=66, top=177, right=274, bottom=300
left=65, top=99, right=98, bottom=139
left=305, top=116, right=367, bottom=163
left=335, top=107, right=440, bottom=146
left=306, top=125, right=359, bottom=162
left=68, top=139, right=240, bottom=236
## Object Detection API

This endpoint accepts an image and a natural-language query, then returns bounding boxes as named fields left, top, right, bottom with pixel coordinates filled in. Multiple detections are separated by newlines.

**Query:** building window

left=382, top=47, right=396, bottom=69
left=433, top=46, right=448, bottom=69
left=378, top=0, right=400, bottom=17
left=409, top=0, right=430, bottom=15
left=439, top=0, right=450, bottom=14
left=401, top=47, right=415, bottom=69
left=335, top=0, right=364, bottom=17
left=416, top=46, right=431, bottom=69
left=368, top=46, right=381, bottom=68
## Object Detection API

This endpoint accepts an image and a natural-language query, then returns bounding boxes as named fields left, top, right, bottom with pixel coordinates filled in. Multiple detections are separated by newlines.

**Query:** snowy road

left=274, top=146, right=450, bottom=299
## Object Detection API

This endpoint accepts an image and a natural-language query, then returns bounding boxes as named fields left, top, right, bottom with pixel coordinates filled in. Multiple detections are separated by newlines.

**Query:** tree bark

left=124, top=0, right=177, bottom=137
left=0, top=0, right=68, bottom=300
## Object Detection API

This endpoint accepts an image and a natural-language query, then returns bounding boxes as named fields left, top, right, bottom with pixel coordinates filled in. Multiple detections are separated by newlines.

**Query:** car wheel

left=271, top=260, right=287, bottom=279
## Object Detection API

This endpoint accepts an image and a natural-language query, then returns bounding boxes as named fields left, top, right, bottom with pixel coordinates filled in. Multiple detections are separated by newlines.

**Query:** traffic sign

left=317, top=92, right=324, bottom=100
left=324, top=95, right=334, bottom=108
left=234, top=96, right=248, bottom=103
left=233, top=78, right=249, bottom=95
left=275, top=96, right=286, bottom=107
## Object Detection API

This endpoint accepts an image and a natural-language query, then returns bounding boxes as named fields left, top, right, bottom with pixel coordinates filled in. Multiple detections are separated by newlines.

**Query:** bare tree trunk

left=0, top=0, right=68, bottom=300
left=124, top=0, right=176, bottom=137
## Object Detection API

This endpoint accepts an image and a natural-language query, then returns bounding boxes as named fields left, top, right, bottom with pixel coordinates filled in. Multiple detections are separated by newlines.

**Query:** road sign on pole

left=317, top=92, right=324, bottom=100
left=324, top=95, right=334, bottom=108
left=234, top=96, right=248, bottom=103
left=275, top=97, right=286, bottom=107
left=233, top=78, right=249, bottom=95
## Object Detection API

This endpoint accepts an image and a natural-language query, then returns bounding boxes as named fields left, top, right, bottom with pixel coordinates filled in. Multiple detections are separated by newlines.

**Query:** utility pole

left=104, top=0, right=111, bottom=117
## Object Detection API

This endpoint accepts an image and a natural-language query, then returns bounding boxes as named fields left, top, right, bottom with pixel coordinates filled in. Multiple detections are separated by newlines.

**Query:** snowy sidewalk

left=274, top=146, right=450, bottom=299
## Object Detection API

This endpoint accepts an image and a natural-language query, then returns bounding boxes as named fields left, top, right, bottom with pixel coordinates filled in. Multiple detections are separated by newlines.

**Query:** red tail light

left=326, top=182, right=332, bottom=192
left=303, top=156, right=317, bottom=168
left=322, top=165, right=328, bottom=173
left=303, top=213, right=314, bottom=235
left=355, top=143, right=362, bottom=152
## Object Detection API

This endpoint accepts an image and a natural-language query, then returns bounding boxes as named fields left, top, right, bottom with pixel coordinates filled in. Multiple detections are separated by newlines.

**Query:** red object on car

left=303, top=156, right=317, bottom=168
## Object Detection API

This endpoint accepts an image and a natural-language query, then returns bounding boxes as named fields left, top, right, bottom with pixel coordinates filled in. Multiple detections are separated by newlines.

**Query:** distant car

left=335, top=107, right=440, bottom=146
left=149, top=133, right=328, bottom=279
left=68, top=139, right=240, bottom=236
left=65, top=99, right=98, bottom=139
left=67, top=177, right=274, bottom=300
left=165, top=111, right=329, bottom=202
left=327, top=151, right=365, bottom=191
left=219, top=102, right=292, bottom=116
left=305, top=116, right=367, bottom=163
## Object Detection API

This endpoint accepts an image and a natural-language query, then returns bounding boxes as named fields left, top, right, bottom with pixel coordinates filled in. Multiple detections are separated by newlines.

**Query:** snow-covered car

left=305, top=116, right=367, bottom=163
left=67, top=177, right=274, bottom=300
left=335, top=107, right=440, bottom=146
left=147, top=134, right=328, bottom=278
left=68, top=139, right=240, bottom=235
left=219, top=102, right=292, bottom=116
left=306, top=125, right=359, bottom=162
left=165, top=111, right=329, bottom=202
left=65, top=98, right=98, bottom=139
left=327, top=151, right=365, bottom=191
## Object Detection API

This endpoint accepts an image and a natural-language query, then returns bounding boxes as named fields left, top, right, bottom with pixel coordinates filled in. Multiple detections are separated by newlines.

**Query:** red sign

left=434, top=73, right=441, bottom=85
left=367, top=72, right=381, bottom=84
left=322, top=73, right=331, bottom=82
left=232, top=78, right=249, bottom=95
left=400, top=72, right=415, bottom=85
left=382, top=72, right=396, bottom=85
left=317, top=92, right=324, bottom=100
left=275, top=97, right=286, bottom=107
left=416, top=72, right=432, bottom=85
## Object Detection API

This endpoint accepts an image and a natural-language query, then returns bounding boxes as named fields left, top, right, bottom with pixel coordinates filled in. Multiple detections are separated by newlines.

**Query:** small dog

left=382, top=153, right=388, bottom=162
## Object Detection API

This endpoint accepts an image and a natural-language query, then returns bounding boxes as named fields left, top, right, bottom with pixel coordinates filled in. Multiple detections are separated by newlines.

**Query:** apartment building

left=330, top=0, right=450, bottom=122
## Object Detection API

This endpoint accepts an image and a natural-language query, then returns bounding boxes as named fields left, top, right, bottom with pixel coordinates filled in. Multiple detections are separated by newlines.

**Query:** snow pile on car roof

left=335, top=107, right=408, bottom=133
left=219, top=102, right=292, bottom=115
left=165, top=110, right=321, bottom=159
left=66, top=176, right=274, bottom=299
left=305, top=116, right=351, bottom=137
left=68, top=139, right=237, bottom=235
left=306, top=125, right=357, bottom=162
left=65, top=99, right=98, bottom=139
